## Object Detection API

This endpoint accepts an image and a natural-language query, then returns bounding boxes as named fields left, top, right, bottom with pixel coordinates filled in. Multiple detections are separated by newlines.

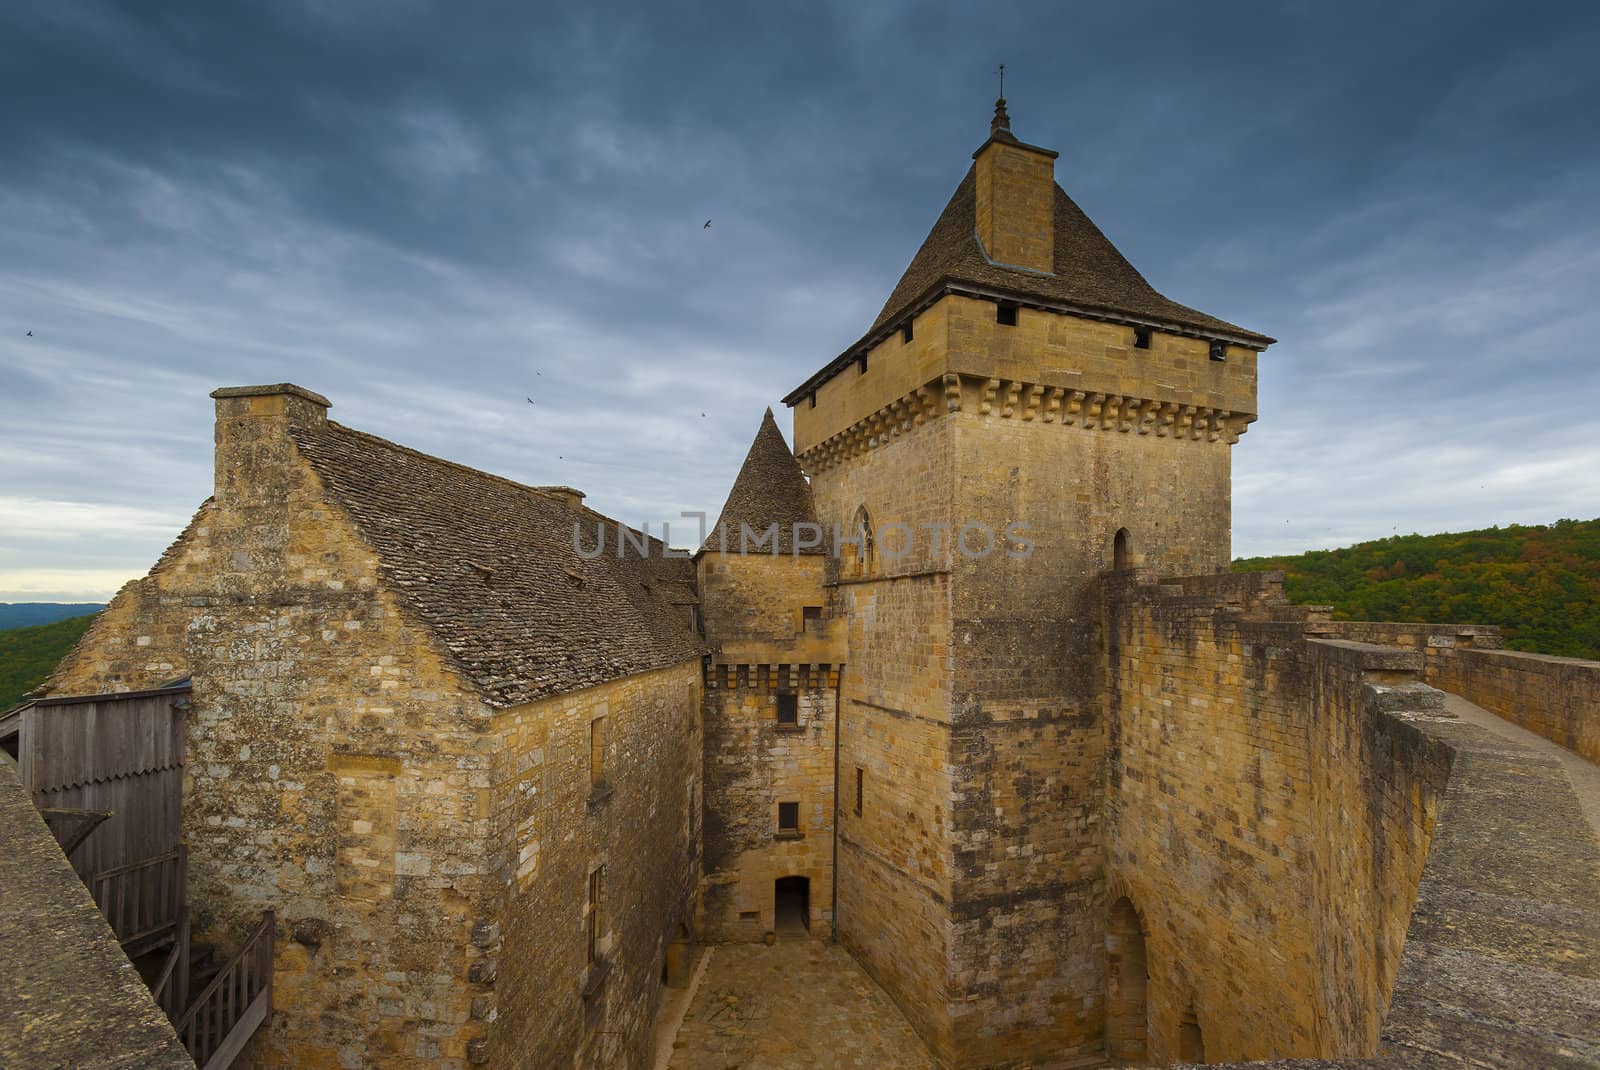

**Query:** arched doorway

left=1113, top=528, right=1132, bottom=570
left=774, top=876, right=810, bottom=936
left=1105, top=896, right=1148, bottom=1062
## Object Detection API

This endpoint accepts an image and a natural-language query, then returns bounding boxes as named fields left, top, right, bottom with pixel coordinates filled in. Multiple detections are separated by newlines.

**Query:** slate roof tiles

left=287, top=420, right=703, bottom=708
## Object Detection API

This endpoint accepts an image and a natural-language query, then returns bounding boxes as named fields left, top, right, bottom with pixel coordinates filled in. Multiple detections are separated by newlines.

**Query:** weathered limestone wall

left=799, top=297, right=1258, bottom=1067
left=1105, top=572, right=1451, bottom=1064
left=938, top=297, right=1248, bottom=1067
left=1205, top=638, right=1600, bottom=1069
left=700, top=673, right=836, bottom=940
left=49, top=390, right=495, bottom=1069
left=1319, top=621, right=1600, bottom=765
left=811, top=416, right=959, bottom=1057
left=490, top=660, right=701, bottom=1070
left=696, top=553, right=844, bottom=942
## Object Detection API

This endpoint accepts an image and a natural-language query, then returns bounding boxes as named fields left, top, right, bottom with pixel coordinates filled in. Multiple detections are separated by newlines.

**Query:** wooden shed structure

left=0, top=680, right=188, bottom=881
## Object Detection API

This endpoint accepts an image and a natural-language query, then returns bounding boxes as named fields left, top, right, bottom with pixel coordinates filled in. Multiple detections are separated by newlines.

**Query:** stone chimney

left=972, top=98, right=1059, bottom=275
left=210, top=384, right=330, bottom=506
left=539, top=485, right=586, bottom=511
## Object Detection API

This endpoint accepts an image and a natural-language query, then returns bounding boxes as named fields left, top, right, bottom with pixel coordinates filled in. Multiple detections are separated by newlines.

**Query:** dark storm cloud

left=2, top=0, right=1598, bottom=598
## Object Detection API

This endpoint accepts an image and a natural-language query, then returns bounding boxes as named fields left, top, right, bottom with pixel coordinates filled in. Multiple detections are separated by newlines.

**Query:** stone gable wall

left=49, top=392, right=497, bottom=1069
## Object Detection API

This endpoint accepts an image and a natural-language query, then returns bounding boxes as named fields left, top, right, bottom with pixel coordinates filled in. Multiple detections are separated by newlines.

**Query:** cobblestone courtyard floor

left=663, top=939, right=936, bottom=1070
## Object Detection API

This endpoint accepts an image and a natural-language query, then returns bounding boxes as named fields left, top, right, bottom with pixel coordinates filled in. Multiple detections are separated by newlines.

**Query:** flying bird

left=526, top=397, right=535, bottom=404
left=25, top=330, right=31, bottom=337
left=703, top=220, right=711, bottom=229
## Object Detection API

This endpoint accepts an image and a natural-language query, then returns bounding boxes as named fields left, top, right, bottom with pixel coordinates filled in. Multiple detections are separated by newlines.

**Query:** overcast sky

left=2, top=1, right=1598, bottom=603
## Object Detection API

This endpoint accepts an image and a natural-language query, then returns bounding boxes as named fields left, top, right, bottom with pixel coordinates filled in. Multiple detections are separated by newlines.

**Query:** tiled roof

left=287, top=421, right=703, bottom=708
left=702, top=409, right=822, bottom=555
left=784, top=165, right=1273, bottom=405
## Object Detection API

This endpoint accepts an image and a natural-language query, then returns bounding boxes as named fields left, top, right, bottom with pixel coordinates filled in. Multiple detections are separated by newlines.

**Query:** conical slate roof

left=784, top=158, right=1273, bottom=405
left=703, top=409, right=822, bottom=555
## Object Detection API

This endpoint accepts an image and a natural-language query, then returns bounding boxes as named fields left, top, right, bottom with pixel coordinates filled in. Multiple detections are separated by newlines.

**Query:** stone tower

left=782, top=101, right=1273, bottom=1066
left=695, top=409, right=847, bottom=941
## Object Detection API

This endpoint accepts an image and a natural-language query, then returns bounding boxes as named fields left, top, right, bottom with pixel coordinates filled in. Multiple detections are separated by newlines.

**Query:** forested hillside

left=0, top=602, right=104, bottom=630
left=0, top=614, right=98, bottom=710
left=1234, top=517, right=1600, bottom=660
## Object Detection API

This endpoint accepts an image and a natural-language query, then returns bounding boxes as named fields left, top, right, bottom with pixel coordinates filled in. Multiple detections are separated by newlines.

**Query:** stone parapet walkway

left=1441, top=692, right=1600, bottom=842
left=663, top=940, right=936, bottom=1070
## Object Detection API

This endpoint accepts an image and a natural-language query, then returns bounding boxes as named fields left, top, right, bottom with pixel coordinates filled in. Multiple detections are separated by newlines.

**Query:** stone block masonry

left=696, top=543, right=845, bottom=944
left=44, top=385, right=706, bottom=1070
left=489, top=661, right=701, bottom=1070
left=51, top=389, right=498, bottom=1069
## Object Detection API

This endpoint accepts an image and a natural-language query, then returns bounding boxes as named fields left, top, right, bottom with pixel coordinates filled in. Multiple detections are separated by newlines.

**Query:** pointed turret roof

left=783, top=112, right=1273, bottom=405
left=703, top=409, right=822, bottom=554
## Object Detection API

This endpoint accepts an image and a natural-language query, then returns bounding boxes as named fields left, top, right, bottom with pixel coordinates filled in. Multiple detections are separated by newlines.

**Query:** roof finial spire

left=991, top=64, right=1011, bottom=135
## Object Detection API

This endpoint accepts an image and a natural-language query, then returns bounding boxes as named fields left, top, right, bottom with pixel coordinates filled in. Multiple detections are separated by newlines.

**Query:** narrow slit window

left=776, top=692, right=799, bottom=726
left=900, top=320, right=914, bottom=344
left=858, top=354, right=869, bottom=374
left=777, top=801, right=800, bottom=832
left=586, top=866, right=605, bottom=963
left=996, top=302, right=1018, bottom=327
left=1133, top=326, right=1151, bottom=349
left=589, top=715, right=607, bottom=786
left=854, top=767, right=864, bottom=817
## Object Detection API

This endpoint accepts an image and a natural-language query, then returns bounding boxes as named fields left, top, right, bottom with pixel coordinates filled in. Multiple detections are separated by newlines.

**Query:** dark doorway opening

left=1105, top=896, right=1149, bottom=1063
left=1179, top=1008, right=1205, bottom=1063
left=774, top=876, right=809, bottom=936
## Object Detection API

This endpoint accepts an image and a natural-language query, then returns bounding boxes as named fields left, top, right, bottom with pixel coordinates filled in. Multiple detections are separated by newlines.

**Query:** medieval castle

left=5, top=101, right=1598, bottom=1070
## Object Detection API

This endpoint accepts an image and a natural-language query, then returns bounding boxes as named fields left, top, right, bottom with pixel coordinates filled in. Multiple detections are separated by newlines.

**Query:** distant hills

left=1235, top=517, right=1600, bottom=661
left=0, top=602, right=105, bottom=630
left=0, top=614, right=99, bottom=710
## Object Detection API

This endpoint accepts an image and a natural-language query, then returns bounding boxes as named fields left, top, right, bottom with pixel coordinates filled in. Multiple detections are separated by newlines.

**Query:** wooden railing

left=149, top=906, right=191, bottom=1020
left=89, top=846, right=186, bottom=956
left=175, top=910, right=274, bottom=1070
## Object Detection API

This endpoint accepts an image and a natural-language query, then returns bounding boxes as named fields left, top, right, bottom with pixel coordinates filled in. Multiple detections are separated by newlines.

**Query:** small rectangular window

left=900, top=320, right=913, bottom=344
left=996, top=302, right=1018, bottom=327
left=589, top=715, right=607, bottom=786
left=809, top=392, right=816, bottom=408
left=1209, top=340, right=1228, bottom=361
left=776, top=692, right=799, bottom=726
left=857, top=354, right=868, bottom=374
left=1133, top=326, right=1151, bottom=349
left=777, top=801, right=800, bottom=832
left=854, top=767, right=864, bottom=817
left=801, top=605, right=822, bottom=632
left=586, top=866, right=605, bottom=963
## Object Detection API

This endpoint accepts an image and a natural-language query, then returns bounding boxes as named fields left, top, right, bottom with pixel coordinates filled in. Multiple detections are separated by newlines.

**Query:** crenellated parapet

left=798, top=372, right=1255, bottom=475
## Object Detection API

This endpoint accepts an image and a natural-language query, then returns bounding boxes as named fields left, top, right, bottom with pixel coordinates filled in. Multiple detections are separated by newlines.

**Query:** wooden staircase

left=89, top=849, right=274, bottom=1070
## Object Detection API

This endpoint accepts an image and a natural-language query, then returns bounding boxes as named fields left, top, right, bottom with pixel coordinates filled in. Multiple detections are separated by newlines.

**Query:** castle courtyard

left=4, top=34, right=1600, bottom=1069
left=663, top=941, right=936, bottom=1070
